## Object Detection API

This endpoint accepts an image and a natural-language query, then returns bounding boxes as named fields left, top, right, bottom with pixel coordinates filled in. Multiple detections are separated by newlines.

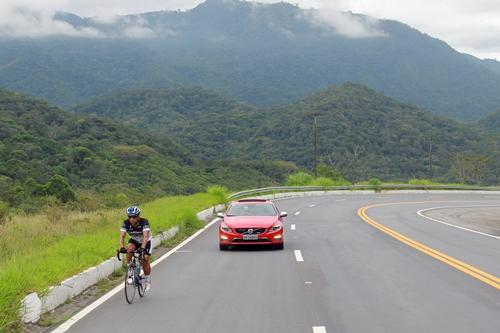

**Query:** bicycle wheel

left=138, top=278, right=145, bottom=297
left=124, top=264, right=136, bottom=304
left=136, top=267, right=145, bottom=297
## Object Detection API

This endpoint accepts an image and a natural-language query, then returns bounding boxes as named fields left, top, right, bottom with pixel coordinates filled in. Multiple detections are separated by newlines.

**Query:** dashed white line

left=295, top=211, right=301, bottom=216
left=294, top=250, right=304, bottom=262
left=335, top=199, right=345, bottom=202
left=309, top=204, right=316, bottom=207
left=313, top=326, right=327, bottom=333
left=291, top=224, right=296, bottom=231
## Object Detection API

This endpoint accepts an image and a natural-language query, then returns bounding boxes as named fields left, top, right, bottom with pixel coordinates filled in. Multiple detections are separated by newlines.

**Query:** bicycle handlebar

left=116, top=248, right=144, bottom=261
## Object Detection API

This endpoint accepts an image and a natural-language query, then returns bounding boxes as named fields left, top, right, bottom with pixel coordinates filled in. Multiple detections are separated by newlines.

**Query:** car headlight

left=220, top=223, right=232, bottom=233
left=270, top=223, right=282, bottom=232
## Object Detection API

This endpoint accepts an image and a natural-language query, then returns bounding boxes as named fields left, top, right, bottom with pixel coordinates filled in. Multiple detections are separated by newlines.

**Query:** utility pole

left=312, top=112, right=321, bottom=177
left=428, top=138, right=433, bottom=179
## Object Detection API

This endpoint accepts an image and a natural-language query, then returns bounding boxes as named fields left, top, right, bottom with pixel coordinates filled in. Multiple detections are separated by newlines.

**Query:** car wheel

left=275, top=243, right=284, bottom=250
left=219, top=244, right=228, bottom=251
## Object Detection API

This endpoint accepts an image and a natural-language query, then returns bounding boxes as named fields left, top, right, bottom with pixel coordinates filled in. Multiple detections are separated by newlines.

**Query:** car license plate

left=243, top=234, right=258, bottom=240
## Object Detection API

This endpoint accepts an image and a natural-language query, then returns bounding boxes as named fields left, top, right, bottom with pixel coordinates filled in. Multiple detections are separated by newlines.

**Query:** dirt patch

left=423, top=206, right=500, bottom=236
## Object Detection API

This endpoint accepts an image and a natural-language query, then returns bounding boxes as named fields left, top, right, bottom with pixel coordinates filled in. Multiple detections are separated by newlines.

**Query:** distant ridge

left=74, top=83, right=500, bottom=184
left=0, top=0, right=499, bottom=120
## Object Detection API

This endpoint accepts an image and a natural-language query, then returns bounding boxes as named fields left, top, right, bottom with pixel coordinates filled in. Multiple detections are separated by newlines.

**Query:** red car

left=218, top=199, right=287, bottom=250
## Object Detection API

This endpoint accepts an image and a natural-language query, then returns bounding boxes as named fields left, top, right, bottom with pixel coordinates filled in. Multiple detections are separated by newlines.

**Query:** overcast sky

left=1, top=0, right=498, bottom=60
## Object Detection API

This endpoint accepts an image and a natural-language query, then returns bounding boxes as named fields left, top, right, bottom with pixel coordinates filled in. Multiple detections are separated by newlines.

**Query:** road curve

left=54, top=193, right=500, bottom=333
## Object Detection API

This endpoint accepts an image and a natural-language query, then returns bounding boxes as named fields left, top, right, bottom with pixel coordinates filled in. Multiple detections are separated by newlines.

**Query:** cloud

left=0, top=5, right=103, bottom=38
left=120, top=16, right=157, bottom=38
left=301, top=3, right=387, bottom=38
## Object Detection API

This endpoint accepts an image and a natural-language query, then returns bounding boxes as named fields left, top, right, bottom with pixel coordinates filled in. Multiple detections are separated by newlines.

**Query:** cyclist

left=120, top=206, right=152, bottom=291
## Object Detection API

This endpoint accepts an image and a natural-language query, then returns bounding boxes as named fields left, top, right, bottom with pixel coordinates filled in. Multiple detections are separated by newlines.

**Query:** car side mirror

left=279, top=212, right=288, bottom=218
left=217, top=212, right=224, bottom=218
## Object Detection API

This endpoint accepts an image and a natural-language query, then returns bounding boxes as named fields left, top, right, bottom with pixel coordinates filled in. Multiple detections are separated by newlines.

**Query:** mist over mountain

left=1, top=0, right=499, bottom=121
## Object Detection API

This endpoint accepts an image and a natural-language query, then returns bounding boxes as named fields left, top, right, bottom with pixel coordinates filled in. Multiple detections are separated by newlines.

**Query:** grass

left=0, top=191, right=224, bottom=332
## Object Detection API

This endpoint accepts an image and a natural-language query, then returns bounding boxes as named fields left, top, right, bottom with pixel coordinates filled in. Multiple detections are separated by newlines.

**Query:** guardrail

left=228, top=184, right=500, bottom=200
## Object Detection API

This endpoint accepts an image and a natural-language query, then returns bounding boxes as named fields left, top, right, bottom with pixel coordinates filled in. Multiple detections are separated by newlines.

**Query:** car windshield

left=226, top=203, right=277, bottom=216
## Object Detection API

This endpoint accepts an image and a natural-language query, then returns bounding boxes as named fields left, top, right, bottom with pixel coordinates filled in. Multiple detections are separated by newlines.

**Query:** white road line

left=335, top=199, right=345, bottom=202
left=291, top=224, right=296, bottom=230
left=51, top=218, right=221, bottom=333
left=417, top=206, right=500, bottom=240
left=294, top=250, right=304, bottom=262
left=305, top=281, right=312, bottom=285
left=313, top=326, right=327, bottom=333
left=309, top=204, right=316, bottom=207
left=295, top=211, right=301, bottom=216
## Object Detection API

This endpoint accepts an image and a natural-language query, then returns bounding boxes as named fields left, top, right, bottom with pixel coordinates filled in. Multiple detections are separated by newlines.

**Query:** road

left=55, top=193, right=500, bottom=333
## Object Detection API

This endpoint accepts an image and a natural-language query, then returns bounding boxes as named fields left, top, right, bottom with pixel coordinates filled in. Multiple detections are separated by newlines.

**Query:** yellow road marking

left=358, top=202, right=500, bottom=290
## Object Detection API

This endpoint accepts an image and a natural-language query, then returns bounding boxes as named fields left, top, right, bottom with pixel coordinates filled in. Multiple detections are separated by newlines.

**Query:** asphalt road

left=56, top=193, right=500, bottom=333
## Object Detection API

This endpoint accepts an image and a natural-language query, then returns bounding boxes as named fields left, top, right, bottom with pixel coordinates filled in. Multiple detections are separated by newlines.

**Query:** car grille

left=232, top=238, right=271, bottom=243
left=235, top=228, right=267, bottom=235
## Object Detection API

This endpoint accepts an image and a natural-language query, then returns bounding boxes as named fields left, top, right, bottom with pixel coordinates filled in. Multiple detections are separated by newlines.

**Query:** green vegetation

left=0, top=89, right=293, bottom=211
left=285, top=172, right=314, bottom=186
left=75, top=84, right=500, bottom=185
left=285, top=171, right=352, bottom=187
left=0, top=190, right=225, bottom=332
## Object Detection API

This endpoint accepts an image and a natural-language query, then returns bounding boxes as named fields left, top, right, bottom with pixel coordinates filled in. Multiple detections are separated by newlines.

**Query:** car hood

left=223, top=216, right=279, bottom=228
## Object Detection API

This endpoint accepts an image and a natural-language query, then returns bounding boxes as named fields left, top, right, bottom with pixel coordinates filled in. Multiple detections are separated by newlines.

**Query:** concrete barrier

left=21, top=293, right=42, bottom=323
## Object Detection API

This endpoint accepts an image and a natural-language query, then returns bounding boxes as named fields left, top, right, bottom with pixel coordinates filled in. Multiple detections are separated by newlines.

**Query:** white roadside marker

left=313, top=326, right=327, bottom=333
left=294, top=250, right=304, bottom=262
left=291, top=224, right=296, bottom=231
left=295, top=211, right=301, bottom=216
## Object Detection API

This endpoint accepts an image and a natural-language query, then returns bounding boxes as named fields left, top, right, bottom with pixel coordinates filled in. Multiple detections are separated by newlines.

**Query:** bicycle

left=117, top=248, right=147, bottom=304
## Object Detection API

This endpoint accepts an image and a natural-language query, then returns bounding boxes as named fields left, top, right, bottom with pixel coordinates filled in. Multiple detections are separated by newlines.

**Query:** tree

left=46, top=175, right=76, bottom=202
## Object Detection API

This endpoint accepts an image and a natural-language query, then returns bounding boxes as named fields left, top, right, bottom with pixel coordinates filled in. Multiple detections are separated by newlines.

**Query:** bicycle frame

left=117, top=249, right=146, bottom=303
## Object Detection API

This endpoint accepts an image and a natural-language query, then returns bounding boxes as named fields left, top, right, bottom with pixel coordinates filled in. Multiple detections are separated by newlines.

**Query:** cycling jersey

left=120, top=218, right=153, bottom=244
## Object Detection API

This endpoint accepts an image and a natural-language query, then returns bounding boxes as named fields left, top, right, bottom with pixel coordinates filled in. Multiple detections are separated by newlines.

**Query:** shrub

left=45, top=175, right=76, bottom=203
left=206, top=185, right=229, bottom=204
left=0, top=201, right=9, bottom=225
left=316, top=164, right=344, bottom=180
left=367, top=178, right=382, bottom=186
left=310, top=177, right=335, bottom=186
left=286, top=172, right=314, bottom=186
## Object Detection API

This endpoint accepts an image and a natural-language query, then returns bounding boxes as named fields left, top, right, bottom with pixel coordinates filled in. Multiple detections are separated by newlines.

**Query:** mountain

left=1, top=0, right=500, bottom=121
left=74, top=87, right=265, bottom=158
left=74, top=84, right=500, bottom=184
left=0, top=89, right=293, bottom=209
left=480, top=59, right=500, bottom=75
left=478, top=109, right=500, bottom=132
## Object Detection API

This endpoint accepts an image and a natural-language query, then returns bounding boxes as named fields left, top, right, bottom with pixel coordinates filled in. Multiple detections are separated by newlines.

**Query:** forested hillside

left=75, top=84, right=500, bottom=184
left=1, top=0, right=500, bottom=120
left=0, top=89, right=294, bottom=210
left=478, top=109, right=500, bottom=132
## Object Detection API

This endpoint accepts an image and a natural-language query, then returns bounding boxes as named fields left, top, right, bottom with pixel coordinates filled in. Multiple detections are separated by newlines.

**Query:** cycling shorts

left=128, top=239, right=152, bottom=255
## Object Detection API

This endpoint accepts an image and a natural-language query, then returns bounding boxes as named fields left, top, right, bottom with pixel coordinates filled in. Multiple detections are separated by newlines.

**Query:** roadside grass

left=0, top=190, right=224, bottom=333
